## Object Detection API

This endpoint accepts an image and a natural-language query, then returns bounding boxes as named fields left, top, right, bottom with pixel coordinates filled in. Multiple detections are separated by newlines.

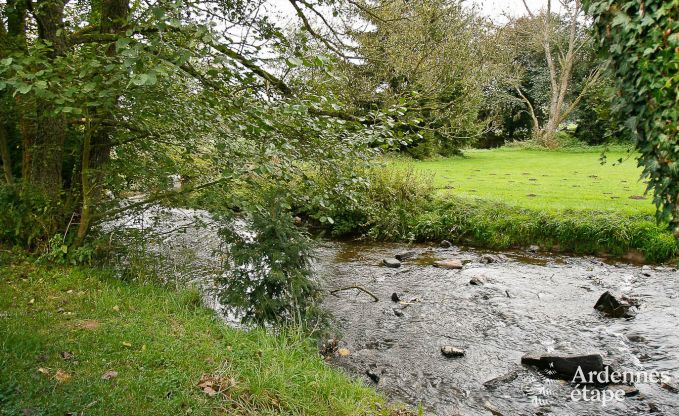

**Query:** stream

left=110, top=206, right=679, bottom=415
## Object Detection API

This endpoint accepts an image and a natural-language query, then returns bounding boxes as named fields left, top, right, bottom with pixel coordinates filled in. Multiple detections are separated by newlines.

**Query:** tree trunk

left=0, top=115, right=13, bottom=185
left=4, top=0, right=37, bottom=182
left=74, top=0, right=129, bottom=245
left=29, top=0, right=68, bottom=199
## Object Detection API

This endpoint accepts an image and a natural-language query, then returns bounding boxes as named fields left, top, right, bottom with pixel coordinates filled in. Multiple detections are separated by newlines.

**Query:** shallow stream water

left=111, top=207, right=679, bottom=415
left=316, top=241, right=679, bottom=416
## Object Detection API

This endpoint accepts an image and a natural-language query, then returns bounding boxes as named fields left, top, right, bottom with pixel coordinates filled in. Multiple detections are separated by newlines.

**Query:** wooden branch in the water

left=330, top=285, right=379, bottom=302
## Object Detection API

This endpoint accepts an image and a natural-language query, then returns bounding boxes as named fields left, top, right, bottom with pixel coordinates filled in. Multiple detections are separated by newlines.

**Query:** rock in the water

left=483, top=371, right=519, bottom=390
left=609, top=384, right=639, bottom=396
left=433, top=259, right=463, bottom=270
left=594, top=291, right=636, bottom=318
left=390, top=292, right=400, bottom=302
left=365, top=367, right=380, bottom=383
left=527, top=245, right=540, bottom=253
left=469, top=276, right=486, bottom=286
left=661, top=378, right=679, bottom=393
left=521, top=352, right=604, bottom=379
left=480, top=254, right=503, bottom=264
left=441, top=346, right=465, bottom=358
left=440, top=240, right=452, bottom=248
left=395, top=251, right=417, bottom=261
left=641, top=265, right=652, bottom=277
left=483, top=400, right=504, bottom=416
left=393, top=308, right=404, bottom=317
left=383, top=258, right=401, bottom=268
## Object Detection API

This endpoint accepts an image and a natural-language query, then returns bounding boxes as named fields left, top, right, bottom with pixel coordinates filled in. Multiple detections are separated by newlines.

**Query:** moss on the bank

left=0, top=261, right=403, bottom=416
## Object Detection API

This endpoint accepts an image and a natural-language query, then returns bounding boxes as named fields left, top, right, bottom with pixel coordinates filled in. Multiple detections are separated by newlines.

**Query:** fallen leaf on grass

left=28, top=298, right=34, bottom=305
left=37, top=367, right=50, bottom=376
left=122, top=341, right=132, bottom=348
left=54, top=370, right=71, bottom=383
left=197, top=374, right=236, bottom=397
left=112, top=305, right=120, bottom=312
left=101, top=370, right=118, bottom=380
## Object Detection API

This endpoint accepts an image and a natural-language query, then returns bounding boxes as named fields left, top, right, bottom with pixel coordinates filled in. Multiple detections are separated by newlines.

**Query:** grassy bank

left=282, top=148, right=677, bottom=263
left=391, top=147, right=653, bottom=214
left=409, top=197, right=676, bottom=263
left=0, top=259, right=402, bottom=416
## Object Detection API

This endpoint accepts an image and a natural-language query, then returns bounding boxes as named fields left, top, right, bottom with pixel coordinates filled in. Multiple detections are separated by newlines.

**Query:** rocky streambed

left=315, top=241, right=679, bottom=415
left=110, top=207, right=679, bottom=415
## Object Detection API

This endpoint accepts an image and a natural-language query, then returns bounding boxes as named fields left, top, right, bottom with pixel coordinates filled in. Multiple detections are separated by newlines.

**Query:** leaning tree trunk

left=74, top=0, right=130, bottom=246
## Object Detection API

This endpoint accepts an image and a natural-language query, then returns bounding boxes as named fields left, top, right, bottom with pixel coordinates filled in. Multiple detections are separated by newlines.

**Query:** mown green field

left=392, top=148, right=655, bottom=215
left=0, top=260, right=404, bottom=416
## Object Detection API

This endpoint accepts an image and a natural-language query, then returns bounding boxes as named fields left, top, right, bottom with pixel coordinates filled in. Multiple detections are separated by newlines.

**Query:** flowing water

left=111, top=207, right=679, bottom=415
left=316, top=241, right=679, bottom=416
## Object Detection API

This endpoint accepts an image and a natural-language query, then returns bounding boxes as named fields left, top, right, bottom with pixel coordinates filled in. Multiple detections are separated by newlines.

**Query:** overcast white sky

left=266, top=0, right=563, bottom=25
left=473, top=0, right=564, bottom=21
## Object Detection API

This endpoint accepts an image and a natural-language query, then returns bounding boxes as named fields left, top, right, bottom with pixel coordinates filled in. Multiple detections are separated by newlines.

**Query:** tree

left=585, top=0, right=679, bottom=235
left=315, top=0, right=499, bottom=157
left=505, top=0, right=603, bottom=147
left=0, top=0, right=384, bottom=247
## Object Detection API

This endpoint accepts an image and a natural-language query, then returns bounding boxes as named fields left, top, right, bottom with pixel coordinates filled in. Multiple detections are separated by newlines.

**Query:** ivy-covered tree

left=585, top=0, right=678, bottom=235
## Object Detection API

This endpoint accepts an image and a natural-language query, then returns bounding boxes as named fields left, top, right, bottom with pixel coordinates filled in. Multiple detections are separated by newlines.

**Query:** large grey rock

left=594, top=291, right=636, bottom=318
left=383, top=258, right=401, bottom=268
left=521, top=352, right=604, bottom=379
left=434, top=259, right=463, bottom=270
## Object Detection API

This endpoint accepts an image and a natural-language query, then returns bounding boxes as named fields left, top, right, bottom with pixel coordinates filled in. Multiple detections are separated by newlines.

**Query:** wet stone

left=366, top=367, right=381, bottom=383
left=434, top=259, right=463, bottom=270
left=395, top=251, right=417, bottom=261
left=483, top=371, right=519, bottom=391
left=521, top=352, right=604, bottom=379
left=480, top=254, right=504, bottom=264
left=527, top=245, right=540, bottom=253
left=609, top=384, right=640, bottom=396
left=391, top=292, right=401, bottom=302
left=441, top=346, right=465, bottom=358
left=440, top=240, right=452, bottom=248
left=594, top=291, right=636, bottom=318
left=469, top=276, right=486, bottom=286
left=383, top=258, right=401, bottom=268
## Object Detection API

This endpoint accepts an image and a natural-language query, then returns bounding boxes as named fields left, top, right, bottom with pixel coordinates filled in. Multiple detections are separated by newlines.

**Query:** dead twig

left=330, top=285, right=379, bottom=302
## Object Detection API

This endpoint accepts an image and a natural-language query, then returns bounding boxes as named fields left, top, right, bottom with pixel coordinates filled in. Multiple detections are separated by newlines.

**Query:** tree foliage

left=327, top=0, right=499, bottom=157
left=585, top=0, right=679, bottom=233
left=0, top=0, right=400, bottom=325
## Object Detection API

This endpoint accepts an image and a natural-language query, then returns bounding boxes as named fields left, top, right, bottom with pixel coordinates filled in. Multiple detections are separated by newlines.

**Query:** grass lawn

left=0, top=259, right=404, bottom=416
left=392, top=148, right=655, bottom=215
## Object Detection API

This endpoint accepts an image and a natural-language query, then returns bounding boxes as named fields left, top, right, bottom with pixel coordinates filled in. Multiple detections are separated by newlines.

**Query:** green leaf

left=286, top=57, right=303, bottom=68
left=16, top=84, right=32, bottom=94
